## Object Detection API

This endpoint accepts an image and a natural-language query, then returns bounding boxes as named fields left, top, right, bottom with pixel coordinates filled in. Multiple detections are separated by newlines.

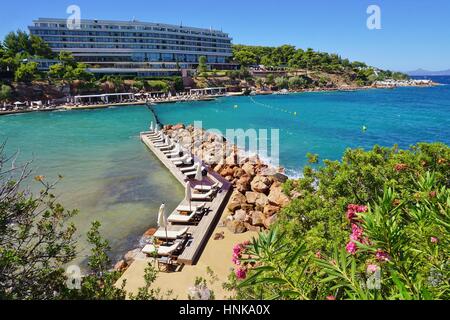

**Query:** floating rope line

left=249, top=96, right=298, bottom=117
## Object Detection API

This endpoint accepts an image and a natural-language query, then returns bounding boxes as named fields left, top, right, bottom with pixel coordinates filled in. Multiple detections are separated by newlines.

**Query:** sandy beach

left=117, top=207, right=257, bottom=300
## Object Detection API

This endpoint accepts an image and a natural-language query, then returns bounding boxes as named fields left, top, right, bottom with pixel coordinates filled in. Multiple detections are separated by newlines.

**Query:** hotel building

left=29, top=18, right=235, bottom=77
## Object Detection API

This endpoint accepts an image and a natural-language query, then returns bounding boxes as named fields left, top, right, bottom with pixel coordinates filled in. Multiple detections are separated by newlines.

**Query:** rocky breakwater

left=115, top=123, right=293, bottom=271
left=162, top=123, right=292, bottom=234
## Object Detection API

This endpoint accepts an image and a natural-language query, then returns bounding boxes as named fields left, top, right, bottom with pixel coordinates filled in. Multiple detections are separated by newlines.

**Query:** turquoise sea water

left=0, top=106, right=184, bottom=265
left=155, top=82, right=450, bottom=177
left=1, top=78, right=449, bottom=262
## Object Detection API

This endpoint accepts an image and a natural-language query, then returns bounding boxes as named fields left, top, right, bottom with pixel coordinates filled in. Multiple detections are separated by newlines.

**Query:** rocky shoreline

left=162, top=123, right=292, bottom=234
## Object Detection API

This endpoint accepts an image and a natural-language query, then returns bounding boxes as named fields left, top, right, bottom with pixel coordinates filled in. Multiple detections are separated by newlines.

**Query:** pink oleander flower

left=346, top=204, right=368, bottom=221
left=431, top=237, right=439, bottom=244
left=315, top=251, right=322, bottom=259
left=376, top=250, right=391, bottom=262
left=326, top=295, right=336, bottom=300
left=232, top=257, right=241, bottom=266
left=346, top=241, right=358, bottom=255
left=367, top=264, right=379, bottom=273
left=242, top=240, right=251, bottom=246
left=235, top=268, right=247, bottom=280
left=395, top=163, right=408, bottom=172
left=351, top=224, right=364, bottom=241
left=233, top=244, right=243, bottom=255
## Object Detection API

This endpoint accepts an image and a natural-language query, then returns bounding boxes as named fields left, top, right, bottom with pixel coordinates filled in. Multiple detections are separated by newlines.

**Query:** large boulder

left=246, top=192, right=269, bottom=210
left=227, top=220, right=247, bottom=234
left=272, top=173, right=289, bottom=183
left=236, top=175, right=252, bottom=193
left=251, top=211, right=266, bottom=227
left=233, top=209, right=247, bottom=222
left=242, top=162, right=256, bottom=177
left=214, top=163, right=223, bottom=173
left=172, top=124, right=185, bottom=131
left=264, top=204, right=280, bottom=217
left=268, top=186, right=291, bottom=208
left=251, top=175, right=272, bottom=194
left=244, top=222, right=262, bottom=233
left=220, top=166, right=235, bottom=178
left=245, top=192, right=259, bottom=204
left=114, top=260, right=128, bottom=272
left=227, top=191, right=247, bottom=212
left=255, top=193, right=269, bottom=210
left=233, top=167, right=246, bottom=179
left=264, top=214, right=278, bottom=229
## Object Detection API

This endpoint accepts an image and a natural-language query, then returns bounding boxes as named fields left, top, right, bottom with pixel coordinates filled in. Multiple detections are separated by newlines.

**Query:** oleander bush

left=226, top=143, right=450, bottom=300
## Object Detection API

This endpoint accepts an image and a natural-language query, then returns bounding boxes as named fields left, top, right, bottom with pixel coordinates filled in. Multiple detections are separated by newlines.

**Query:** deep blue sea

left=155, top=76, right=450, bottom=177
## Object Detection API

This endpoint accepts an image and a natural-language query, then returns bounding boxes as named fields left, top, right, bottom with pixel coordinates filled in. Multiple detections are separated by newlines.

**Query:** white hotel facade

left=29, top=18, right=236, bottom=77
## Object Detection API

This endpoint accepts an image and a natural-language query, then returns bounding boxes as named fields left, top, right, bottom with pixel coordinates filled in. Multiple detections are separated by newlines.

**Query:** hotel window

left=148, top=53, right=161, bottom=62
left=161, top=53, right=174, bottom=61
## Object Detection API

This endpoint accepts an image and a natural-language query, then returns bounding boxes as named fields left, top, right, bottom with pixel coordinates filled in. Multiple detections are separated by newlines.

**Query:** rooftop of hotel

left=31, top=18, right=230, bottom=37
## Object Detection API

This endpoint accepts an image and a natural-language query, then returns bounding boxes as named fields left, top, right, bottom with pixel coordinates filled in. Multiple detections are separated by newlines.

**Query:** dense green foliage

left=0, top=30, right=54, bottom=79
left=48, top=52, right=93, bottom=82
left=0, top=84, right=12, bottom=100
left=147, top=80, right=171, bottom=93
left=232, top=44, right=409, bottom=85
left=227, top=143, right=450, bottom=300
left=197, top=55, right=208, bottom=75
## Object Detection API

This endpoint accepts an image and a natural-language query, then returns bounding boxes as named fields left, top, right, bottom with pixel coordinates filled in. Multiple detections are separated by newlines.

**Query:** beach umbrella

left=157, top=204, right=169, bottom=244
left=185, top=182, right=192, bottom=212
left=195, top=162, right=203, bottom=190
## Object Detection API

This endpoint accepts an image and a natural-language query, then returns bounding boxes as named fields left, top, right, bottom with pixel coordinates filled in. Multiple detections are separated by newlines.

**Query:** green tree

left=0, top=84, right=12, bottom=100
left=63, top=221, right=127, bottom=300
left=234, top=50, right=258, bottom=67
left=147, top=80, right=170, bottom=93
left=274, top=77, right=289, bottom=89
left=0, top=150, right=78, bottom=300
left=197, top=56, right=208, bottom=75
left=48, top=63, right=66, bottom=80
left=14, top=62, right=39, bottom=83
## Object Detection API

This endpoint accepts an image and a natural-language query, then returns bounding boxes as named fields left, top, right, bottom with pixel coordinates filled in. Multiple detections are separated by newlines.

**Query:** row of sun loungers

left=141, top=129, right=225, bottom=270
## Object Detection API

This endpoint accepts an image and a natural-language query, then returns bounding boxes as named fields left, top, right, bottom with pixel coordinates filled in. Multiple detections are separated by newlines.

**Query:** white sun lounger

left=159, top=143, right=175, bottom=152
left=180, top=165, right=205, bottom=173
left=174, top=157, right=193, bottom=167
left=170, top=154, right=190, bottom=163
left=194, top=182, right=220, bottom=192
left=150, top=134, right=165, bottom=142
left=165, top=149, right=183, bottom=157
left=149, top=132, right=163, bottom=140
left=176, top=203, right=206, bottom=214
left=154, top=142, right=171, bottom=149
left=148, top=131, right=161, bottom=138
left=142, top=242, right=180, bottom=256
left=185, top=168, right=207, bottom=178
left=153, top=227, right=189, bottom=240
left=191, top=190, right=215, bottom=201
left=168, top=211, right=198, bottom=224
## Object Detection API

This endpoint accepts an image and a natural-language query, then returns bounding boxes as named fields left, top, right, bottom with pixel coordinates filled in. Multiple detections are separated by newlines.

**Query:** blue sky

left=1, top=0, right=449, bottom=71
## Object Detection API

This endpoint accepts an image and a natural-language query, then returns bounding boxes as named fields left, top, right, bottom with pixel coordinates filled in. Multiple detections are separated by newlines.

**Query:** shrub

left=226, top=143, right=450, bottom=300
